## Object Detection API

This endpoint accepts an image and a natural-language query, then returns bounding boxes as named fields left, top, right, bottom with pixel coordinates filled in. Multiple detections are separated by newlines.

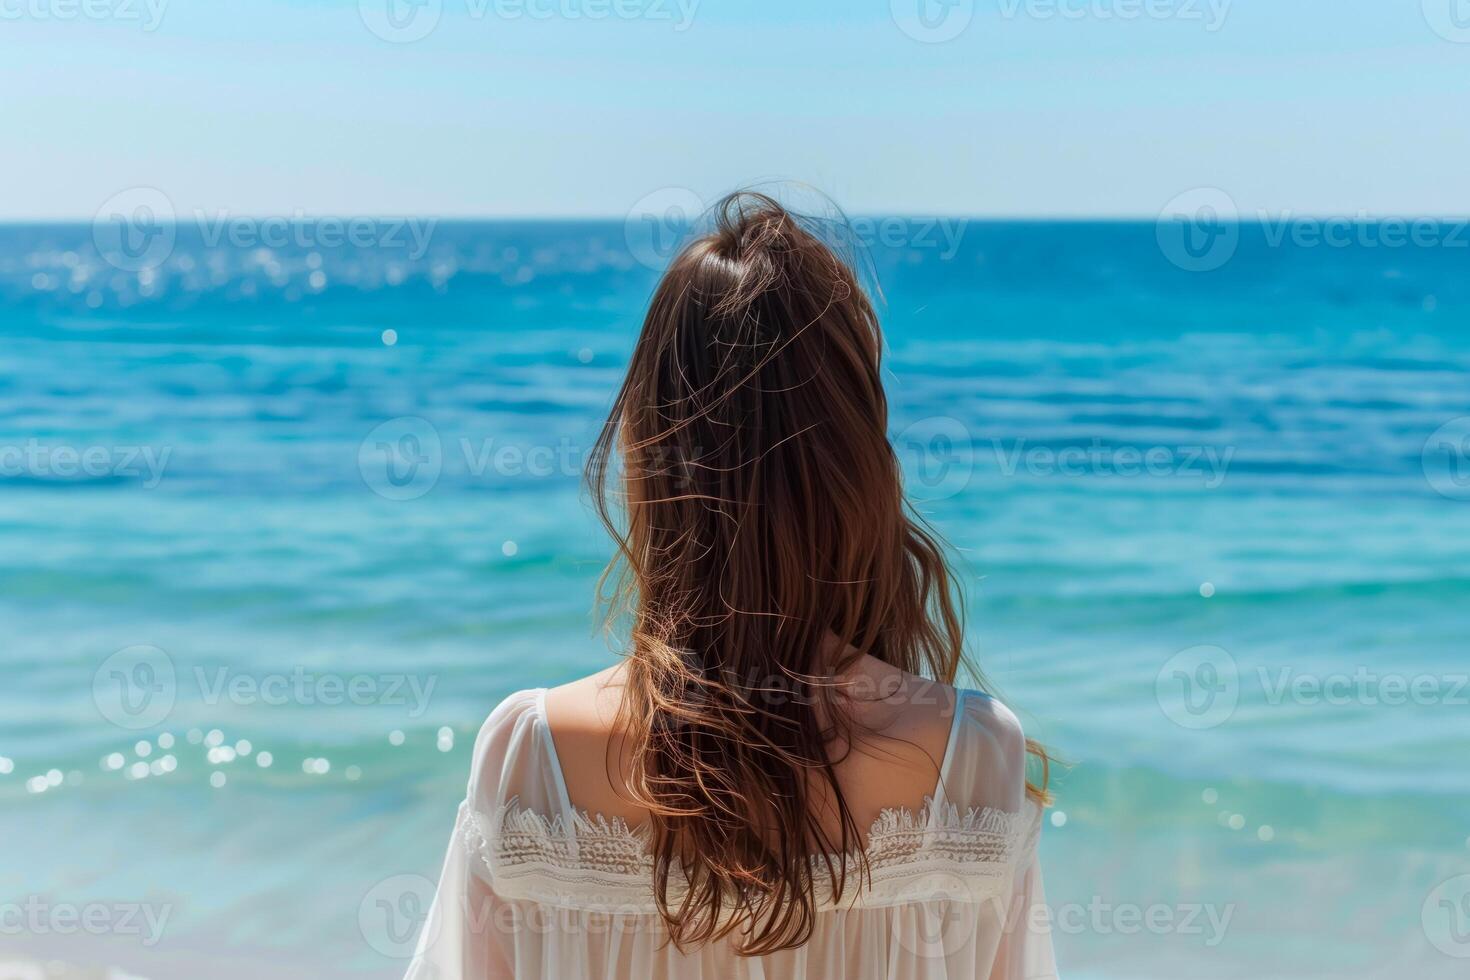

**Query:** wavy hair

left=587, top=192, right=1047, bottom=955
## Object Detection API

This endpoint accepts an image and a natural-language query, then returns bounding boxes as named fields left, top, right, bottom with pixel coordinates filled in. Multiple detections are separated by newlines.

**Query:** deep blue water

left=2, top=219, right=1469, bottom=978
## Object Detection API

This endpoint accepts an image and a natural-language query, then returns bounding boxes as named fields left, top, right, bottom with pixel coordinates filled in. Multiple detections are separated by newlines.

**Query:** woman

left=408, top=193, right=1057, bottom=979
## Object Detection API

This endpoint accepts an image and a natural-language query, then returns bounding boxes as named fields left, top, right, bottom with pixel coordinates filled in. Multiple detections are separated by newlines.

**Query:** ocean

left=2, top=217, right=1468, bottom=978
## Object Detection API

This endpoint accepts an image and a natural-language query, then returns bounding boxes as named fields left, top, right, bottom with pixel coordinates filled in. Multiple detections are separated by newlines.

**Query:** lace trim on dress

left=459, top=796, right=1041, bottom=913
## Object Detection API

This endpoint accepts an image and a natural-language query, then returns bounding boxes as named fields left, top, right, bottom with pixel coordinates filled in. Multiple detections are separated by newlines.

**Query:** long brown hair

left=587, top=192, right=1045, bottom=955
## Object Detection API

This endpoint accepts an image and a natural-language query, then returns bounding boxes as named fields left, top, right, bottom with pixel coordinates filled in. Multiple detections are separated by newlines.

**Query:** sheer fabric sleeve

left=405, top=689, right=564, bottom=980
left=940, top=692, right=1058, bottom=980
left=989, top=838, right=1055, bottom=980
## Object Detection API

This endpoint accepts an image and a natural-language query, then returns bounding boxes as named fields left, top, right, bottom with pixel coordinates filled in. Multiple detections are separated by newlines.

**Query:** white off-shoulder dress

left=407, top=688, right=1057, bottom=979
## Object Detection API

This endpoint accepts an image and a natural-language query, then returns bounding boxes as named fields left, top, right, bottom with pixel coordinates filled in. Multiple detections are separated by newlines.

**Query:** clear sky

left=3, top=0, right=1467, bottom=219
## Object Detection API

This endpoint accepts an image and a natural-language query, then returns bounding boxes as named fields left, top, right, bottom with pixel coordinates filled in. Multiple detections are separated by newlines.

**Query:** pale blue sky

left=3, top=0, right=1467, bottom=219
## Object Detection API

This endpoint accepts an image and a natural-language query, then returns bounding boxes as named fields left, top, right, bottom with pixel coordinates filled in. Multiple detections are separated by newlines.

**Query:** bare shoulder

left=543, top=663, right=625, bottom=733
left=840, top=655, right=959, bottom=745
left=958, top=688, right=1026, bottom=753
left=541, top=663, right=641, bottom=820
left=934, top=687, right=1031, bottom=809
left=537, top=657, right=974, bottom=825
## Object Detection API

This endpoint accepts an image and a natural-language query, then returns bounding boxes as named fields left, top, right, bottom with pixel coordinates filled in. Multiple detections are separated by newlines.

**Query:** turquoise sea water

left=2, top=220, right=1469, bottom=978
